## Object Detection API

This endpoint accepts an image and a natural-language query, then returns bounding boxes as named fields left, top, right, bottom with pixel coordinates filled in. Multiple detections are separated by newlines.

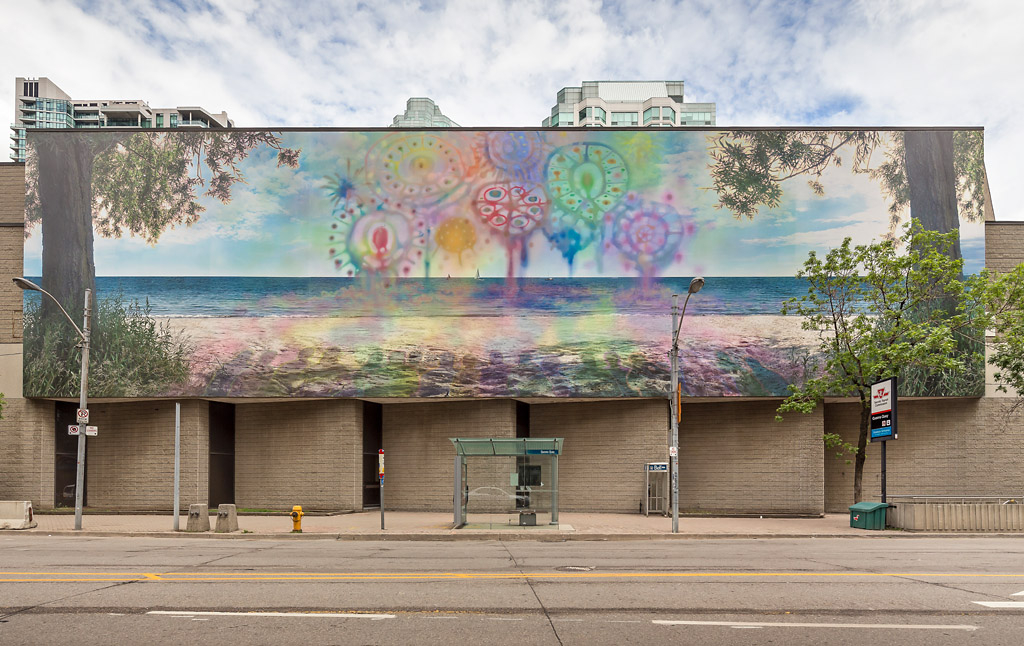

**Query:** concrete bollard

left=215, top=504, right=238, bottom=533
left=0, top=501, right=37, bottom=530
left=185, top=503, right=210, bottom=532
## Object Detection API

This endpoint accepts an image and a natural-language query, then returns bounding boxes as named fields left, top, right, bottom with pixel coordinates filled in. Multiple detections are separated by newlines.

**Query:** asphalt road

left=1, top=535, right=1023, bottom=644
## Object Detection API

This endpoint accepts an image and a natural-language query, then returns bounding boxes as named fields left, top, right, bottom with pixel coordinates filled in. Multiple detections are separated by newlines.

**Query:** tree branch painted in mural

left=707, top=130, right=986, bottom=261
left=24, top=130, right=299, bottom=396
left=27, top=130, right=299, bottom=311
left=775, top=220, right=986, bottom=503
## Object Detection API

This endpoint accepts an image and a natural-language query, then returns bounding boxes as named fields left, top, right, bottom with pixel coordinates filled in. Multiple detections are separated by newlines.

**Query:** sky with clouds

left=4, top=0, right=1016, bottom=276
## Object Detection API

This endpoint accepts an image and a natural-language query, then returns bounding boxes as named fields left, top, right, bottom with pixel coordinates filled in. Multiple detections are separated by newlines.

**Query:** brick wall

left=235, top=399, right=362, bottom=511
left=0, top=163, right=26, bottom=345
left=984, top=221, right=1024, bottom=274
left=383, top=400, right=515, bottom=512
left=85, top=400, right=209, bottom=510
left=823, top=399, right=1024, bottom=512
left=530, top=399, right=667, bottom=513
left=679, top=400, right=824, bottom=515
left=0, top=397, right=53, bottom=506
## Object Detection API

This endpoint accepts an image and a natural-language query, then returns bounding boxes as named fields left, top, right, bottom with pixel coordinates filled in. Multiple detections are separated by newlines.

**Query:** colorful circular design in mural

left=329, top=209, right=423, bottom=276
left=545, top=143, right=628, bottom=223
left=483, top=132, right=545, bottom=181
left=434, top=216, right=477, bottom=262
left=366, top=133, right=466, bottom=208
left=609, top=198, right=689, bottom=272
left=474, top=183, right=547, bottom=237
left=543, top=208, right=597, bottom=267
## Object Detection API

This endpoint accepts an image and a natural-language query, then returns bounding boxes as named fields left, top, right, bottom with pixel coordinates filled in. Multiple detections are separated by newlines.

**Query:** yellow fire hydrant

left=290, top=505, right=304, bottom=533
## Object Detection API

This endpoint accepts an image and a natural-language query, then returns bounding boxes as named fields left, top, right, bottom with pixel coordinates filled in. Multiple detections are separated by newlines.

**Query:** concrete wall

left=530, top=399, right=667, bottom=513
left=824, top=398, right=1024, bottom=512
left=85, top=400, right=209, bottom=510
left=0, top=398, right=53, bottom=506
left=235, top=399, right=363, bottom=511
left=383, top=400, right=515, bottom=512
left=679, top=400, right=824, bottom=515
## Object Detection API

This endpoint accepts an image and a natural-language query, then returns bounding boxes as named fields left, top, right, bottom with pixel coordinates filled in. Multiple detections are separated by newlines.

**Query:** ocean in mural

left=23, top=128, right=986, bottom=398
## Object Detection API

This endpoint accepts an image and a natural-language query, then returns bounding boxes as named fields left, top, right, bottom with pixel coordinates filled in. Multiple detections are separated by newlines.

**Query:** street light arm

left=12, top=277, right=86, bottom=341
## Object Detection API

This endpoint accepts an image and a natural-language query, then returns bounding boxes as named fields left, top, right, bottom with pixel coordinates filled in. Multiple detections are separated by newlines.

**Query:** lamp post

left=13, top=277, right=91, bottom=531
left=670, top=276, right=704, bottom=534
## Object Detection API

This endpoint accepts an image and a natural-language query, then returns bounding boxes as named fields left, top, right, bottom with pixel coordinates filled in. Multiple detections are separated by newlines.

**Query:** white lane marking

left=487, top=617, right=523, bottom=621
left=147, top=611, right=394, bottom=620
left=1012, top=590, right=1024, bottom=596
left=973, top=601, right=1024, bottom=608
left=653, top=620, right=977, bottom=631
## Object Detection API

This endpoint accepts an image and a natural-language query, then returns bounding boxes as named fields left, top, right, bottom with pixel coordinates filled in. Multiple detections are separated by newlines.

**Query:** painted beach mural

left=23, top=129, right=986, bottom=399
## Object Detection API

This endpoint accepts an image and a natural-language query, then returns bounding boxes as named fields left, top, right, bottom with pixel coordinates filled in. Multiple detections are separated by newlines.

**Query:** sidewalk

left=11, top=511, right=1018, bottom=540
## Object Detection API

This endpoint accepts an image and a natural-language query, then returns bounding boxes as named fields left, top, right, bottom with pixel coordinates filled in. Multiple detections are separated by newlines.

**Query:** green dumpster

left=849, top=502, right=889, bottom=530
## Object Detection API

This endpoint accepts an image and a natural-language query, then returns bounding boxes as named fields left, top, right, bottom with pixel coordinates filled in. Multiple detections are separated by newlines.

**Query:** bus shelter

left=450, top=438, right=563, bottom=529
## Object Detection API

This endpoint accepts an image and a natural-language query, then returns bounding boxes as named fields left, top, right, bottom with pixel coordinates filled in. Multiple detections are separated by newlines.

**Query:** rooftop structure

left=10, top=77, right=233, bottom=161
left=542, top=80, right=715, bottom=128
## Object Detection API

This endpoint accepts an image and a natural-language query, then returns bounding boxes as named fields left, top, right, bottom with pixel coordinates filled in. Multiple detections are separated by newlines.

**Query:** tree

left=707, top=129, right=987, bottom=261
left=983, top=263, right=1024, bottom=410
left=26, top=130, right=300, bottom=322
left=776, top=220, right=985, bottom=503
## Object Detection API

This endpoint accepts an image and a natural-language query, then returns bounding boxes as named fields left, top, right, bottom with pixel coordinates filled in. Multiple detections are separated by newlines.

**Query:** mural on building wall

left=22, top=129, right=987, bottom=399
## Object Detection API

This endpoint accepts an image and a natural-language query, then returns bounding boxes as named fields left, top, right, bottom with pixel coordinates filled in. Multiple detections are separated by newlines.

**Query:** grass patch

left=23, top=293, right=192, bottom=398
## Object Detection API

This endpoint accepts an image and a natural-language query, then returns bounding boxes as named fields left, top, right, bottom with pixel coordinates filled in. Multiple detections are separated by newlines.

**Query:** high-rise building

left=542, top=80, right=716, bottom=128
left=390, top=97, right=460, bottom=128
left=10, top=77, right=233, bottom=161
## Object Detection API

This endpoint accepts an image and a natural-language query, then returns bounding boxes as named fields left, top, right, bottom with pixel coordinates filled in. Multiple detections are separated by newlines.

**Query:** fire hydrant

left=290, top=505, right=304, bottom=533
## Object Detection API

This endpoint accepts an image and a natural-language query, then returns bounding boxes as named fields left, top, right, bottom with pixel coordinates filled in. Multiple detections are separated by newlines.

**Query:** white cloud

left=4, top=0, right=1021, bottom=223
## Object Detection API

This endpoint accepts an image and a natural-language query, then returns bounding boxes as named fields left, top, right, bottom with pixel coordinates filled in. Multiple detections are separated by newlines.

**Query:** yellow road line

left=2, top=571, right=1024, bottom=583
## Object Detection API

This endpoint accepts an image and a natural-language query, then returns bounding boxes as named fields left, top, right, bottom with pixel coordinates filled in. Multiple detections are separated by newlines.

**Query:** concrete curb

left=9, top=530, right=1024, bottom=541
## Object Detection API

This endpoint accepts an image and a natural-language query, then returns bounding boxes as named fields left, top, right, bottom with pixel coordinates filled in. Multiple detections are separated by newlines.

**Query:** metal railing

left=886, top=495, right=1020, bottom=505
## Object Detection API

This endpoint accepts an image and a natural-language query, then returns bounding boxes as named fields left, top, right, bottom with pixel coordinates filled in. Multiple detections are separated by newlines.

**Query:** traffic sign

left=76, top=409, right=89, bottom=423
left=669, top=446, right=678, bottom=458
left=85, top=425, right=98, bottom=436
left=378, top=449, right=384, bottom=482
left=68, top=425, right=79, bottom=436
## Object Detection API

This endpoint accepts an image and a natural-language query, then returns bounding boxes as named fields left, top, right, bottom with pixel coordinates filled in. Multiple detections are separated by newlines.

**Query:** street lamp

left=669, top=276, right=704, bottom=534
left=13, top=277, right=91, bottom=531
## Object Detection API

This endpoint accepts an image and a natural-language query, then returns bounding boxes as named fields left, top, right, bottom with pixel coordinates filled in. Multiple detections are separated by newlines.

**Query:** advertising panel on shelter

left=23, top=128, right=986, bottom=399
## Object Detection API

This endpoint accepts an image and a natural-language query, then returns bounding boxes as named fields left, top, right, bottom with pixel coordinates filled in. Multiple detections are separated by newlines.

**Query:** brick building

left=1, top=127, right=1022, bottom=516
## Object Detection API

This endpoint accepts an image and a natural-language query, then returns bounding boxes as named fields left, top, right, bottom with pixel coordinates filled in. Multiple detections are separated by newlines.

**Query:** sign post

left=870, top=377, right=898, bottom=504
left=378, top=449, right=385, bottom=531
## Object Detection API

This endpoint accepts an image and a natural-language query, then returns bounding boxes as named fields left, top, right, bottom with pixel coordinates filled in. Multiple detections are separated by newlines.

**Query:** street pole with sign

left=669, top=277, right=704, bottom=534
left=13, top=278, right=91, bottom=530
left=869, top=376, right=898, bottom=503
left=379, top=449, right=385, bottom=530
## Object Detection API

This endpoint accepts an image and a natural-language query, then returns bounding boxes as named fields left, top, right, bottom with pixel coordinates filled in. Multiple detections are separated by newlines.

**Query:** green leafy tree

left=707, top=129, right=987, bottom=261
left=776, top=220, right=985, bottom=503
left=983, top=263, right=1024, bottom=410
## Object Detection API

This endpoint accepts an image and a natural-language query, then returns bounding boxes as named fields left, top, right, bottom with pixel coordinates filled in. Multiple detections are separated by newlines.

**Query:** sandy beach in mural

left=160, top=314, right=820, bottom=398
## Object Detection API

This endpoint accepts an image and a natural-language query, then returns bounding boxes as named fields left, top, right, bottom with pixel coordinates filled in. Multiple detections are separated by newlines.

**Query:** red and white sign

left=378, top=449, right=384, bottom=481
left=68, top=425, right=80, bottom=436
left=68, top=425, right=98, bottom=436
left=870, top=379, right=893, bottom=415
left=76, top=408, right=89, bottom=423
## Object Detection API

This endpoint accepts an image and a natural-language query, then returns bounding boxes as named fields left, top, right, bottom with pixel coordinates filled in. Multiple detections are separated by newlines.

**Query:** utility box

left=849, top=502, right=889, bottom=530
left=519, top=512, right=537, bottom=526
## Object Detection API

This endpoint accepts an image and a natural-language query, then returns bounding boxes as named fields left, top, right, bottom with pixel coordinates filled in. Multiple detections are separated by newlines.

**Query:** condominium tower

left=390, top=97, right=460, bottom=128
left=10, top=77, right=233, bottom=161
left=542, top=80, right=716, bottom=127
